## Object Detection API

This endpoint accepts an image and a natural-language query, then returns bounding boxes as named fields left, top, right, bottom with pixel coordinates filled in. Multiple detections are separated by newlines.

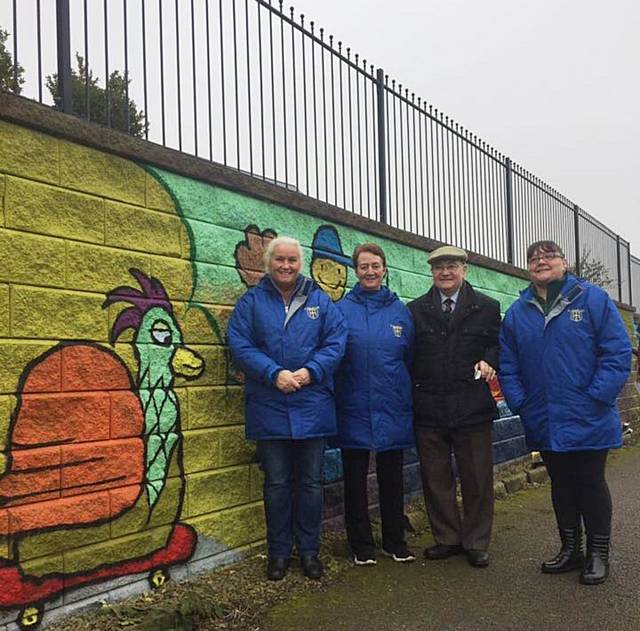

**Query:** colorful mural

left=8, top=118, right=632, bottom=628
left=0, top=122, right=226, bottom=628
left=233, top=223, right=353, bottom=301
left=234, top=225, right=278, bottom=288
left=489, top=377, right=514, bottom=419
left=0, top=270, right=202, bottom=628
left=310, top=225, right=353, bottom=301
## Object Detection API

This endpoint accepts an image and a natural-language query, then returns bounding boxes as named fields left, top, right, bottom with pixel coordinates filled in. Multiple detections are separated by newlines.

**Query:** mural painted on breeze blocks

left=0, top=122, right=232, bottom=629
left=233, top=223, right=354, bottom=301
left=0, top=270, right=203, bottom=628
left=0, top=120, right=528, bottom=628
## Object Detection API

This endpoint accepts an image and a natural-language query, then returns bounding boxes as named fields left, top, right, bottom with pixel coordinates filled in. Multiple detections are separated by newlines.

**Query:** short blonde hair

left=263, top=236, right=305, bottom=272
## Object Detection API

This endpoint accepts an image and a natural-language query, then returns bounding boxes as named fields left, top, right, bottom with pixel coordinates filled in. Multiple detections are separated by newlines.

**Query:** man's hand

left=275, top=370, right=302, bottom=393
left=474, top=360, right=496, bottom=382
left=292, top=368, right=312, bottom=387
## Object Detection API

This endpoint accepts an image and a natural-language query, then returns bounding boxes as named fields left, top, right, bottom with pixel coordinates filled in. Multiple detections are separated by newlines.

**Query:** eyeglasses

left=432, top=263, right=462, bottom=273
left=528, top=252, right=562, bottom=265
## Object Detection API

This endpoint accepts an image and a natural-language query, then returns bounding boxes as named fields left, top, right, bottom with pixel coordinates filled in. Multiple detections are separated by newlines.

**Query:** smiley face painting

left=310, top=225, right=353, bottom=301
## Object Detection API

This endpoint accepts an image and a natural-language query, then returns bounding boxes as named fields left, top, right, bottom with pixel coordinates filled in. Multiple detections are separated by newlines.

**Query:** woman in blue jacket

left=227, top=236, right=347, bottom=581
left=335, top=243, right=415, bottom=565
left=499, top=240, right=631, bottom=585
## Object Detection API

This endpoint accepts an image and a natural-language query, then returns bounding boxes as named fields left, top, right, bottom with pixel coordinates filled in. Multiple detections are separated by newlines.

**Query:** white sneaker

left=353, top=554, right=377, bottom=566
left=382, top=547, right=416, bottom=563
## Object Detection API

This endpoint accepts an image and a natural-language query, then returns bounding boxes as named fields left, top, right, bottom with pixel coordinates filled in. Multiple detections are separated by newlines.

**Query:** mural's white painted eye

left=151, top=322, right=172, bottom=346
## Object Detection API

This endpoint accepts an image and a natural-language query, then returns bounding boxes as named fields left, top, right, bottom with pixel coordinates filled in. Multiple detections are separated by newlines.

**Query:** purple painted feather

left=109, top=307, right=142, bottom=345
left=103, top=269, right=174, bottom=344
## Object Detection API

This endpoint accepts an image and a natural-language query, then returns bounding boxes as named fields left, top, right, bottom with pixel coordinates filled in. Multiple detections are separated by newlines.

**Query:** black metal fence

left=0, top=0, right=636, bottom=307
left=632, top=256, right=640, bottom=316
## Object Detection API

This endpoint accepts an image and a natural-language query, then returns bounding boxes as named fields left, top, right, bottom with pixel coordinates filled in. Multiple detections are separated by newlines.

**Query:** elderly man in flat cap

left=408, top=246, right=501, bottom=567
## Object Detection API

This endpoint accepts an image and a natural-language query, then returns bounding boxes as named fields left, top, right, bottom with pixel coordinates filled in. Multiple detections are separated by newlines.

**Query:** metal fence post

left=573, top=204, right=581, bottom=277
left=504, top=157, right=514, bottom=265
left=56, top=0, right=72, bottom=113
left=616, top=235, right=623, bottom=302
left=375, top=68, right=387, bottom=224
left=627, top=247, right=633, bottom=306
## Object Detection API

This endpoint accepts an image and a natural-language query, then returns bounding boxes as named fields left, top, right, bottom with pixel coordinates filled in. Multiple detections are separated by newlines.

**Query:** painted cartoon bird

left=0, top=269, right=204, bottom=627
left=103, top=269, right=204, bottom=506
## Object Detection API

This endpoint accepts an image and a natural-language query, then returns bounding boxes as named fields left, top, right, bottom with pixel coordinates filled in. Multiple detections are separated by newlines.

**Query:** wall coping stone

left=1, top=93, right=634, bottom=312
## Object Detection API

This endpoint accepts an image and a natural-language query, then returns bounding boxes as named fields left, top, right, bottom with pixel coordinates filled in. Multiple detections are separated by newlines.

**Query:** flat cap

left=427, top=245, right=468, bottom=264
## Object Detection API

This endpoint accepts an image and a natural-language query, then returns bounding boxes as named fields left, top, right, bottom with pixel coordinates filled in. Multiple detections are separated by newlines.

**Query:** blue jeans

left=257, top=438, right=325, bottom=558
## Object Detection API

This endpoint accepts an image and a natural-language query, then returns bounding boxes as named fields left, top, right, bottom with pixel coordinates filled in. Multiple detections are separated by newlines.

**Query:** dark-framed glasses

left=528, top=252, right=562, bottom=265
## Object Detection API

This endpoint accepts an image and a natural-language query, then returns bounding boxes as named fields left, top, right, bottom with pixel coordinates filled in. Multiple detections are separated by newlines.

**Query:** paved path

left=266, top=445, right=640, bottom=631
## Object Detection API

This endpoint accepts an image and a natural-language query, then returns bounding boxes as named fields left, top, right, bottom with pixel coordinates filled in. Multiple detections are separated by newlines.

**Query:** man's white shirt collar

left=439, top=289, right=460, bottom=309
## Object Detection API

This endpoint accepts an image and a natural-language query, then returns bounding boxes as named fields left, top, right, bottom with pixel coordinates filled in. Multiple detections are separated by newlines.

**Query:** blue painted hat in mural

left=311, top=225, right=353, bottom=266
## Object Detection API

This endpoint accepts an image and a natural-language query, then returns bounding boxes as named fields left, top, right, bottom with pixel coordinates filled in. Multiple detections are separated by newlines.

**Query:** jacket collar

left=421, top=280, right=477, bottom=306
left=519, top=273, right=580, bottom=303
left=520, top=274, right=584, bottom=328
left=419, top=281, right=481, bottom=323
left=346, top=283, right=397, bottom=308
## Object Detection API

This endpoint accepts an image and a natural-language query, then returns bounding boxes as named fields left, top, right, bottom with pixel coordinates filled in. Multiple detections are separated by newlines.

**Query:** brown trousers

left=415, top=425, right=494, bottom=551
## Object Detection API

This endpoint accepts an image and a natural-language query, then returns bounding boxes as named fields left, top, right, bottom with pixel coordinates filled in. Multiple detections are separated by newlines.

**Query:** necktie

left=443, top=298, right=454, bottom=315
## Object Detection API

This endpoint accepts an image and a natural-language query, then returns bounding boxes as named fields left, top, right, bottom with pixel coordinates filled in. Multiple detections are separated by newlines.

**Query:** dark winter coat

left=408, top=281, right=501, bottom=431
left=333, top=284, right=415, bottom=451
left=499, top=274, right=631, bottom=451
left=227, top=274, right=347, bottom=440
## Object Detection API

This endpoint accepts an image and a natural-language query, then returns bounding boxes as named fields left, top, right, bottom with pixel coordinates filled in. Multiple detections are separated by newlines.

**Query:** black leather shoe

left=541, top=527, right=584, bottom=574
left=580, top=534, right=610, bottom=585
left=424, top=544, right=464, bottom=560
left=266, top=557, right=289, bottom=581
left=466, top=549, right=490, bottom=567
left=301, top=555, right=324, bottom=580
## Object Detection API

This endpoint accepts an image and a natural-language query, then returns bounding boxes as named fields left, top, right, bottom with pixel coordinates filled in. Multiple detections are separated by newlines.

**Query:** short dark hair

left=352, top=243, right=386, bottom=268
left=526, top=240, right=565, bottom=262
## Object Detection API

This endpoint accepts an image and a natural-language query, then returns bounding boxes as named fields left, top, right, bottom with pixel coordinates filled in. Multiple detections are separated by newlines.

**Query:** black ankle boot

left=580, top=534, right=610, bottom=585
left=541, top=527, right=585, bottom=574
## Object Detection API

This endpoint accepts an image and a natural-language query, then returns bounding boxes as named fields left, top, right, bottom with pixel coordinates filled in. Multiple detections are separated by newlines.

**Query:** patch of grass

left=42, top=458, right=559, bottom=631
left=45, top=463, right=576, bottom=631
left=46, top=507, right=429, bottom=631
left=44, top=533, right=353, bottom=631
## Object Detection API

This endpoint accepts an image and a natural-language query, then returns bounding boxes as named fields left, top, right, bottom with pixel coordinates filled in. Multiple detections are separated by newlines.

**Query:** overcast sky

left=1, top=1, right=636, bottom=257
left=290, top=0, right=639, bottom=256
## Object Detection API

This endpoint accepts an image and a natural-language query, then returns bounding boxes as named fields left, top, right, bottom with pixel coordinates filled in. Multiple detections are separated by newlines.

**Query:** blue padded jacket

left=227, top=275, right=347, bottom=440
left=499, top=274, right=631, bottom=451
left=334, top=284, right=415, bottom=451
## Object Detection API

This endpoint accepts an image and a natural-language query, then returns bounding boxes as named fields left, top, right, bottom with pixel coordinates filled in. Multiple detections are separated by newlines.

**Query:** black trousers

left=414, top=426, right=494, bottom=551
left=540, top=449, right=612, bottom=536
left=341, top=449, right=405, bottom=556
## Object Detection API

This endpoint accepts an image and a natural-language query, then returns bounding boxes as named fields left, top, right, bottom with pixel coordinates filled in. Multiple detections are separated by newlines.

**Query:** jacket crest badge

left=305, top=306, right=320, bottom=320
left=391, top=324, right=403, bottom=337
left=569, top=309, right=584, bottom=322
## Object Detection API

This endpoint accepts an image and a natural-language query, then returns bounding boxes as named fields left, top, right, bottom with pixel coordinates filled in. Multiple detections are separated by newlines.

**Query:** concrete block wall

left=0, top=112, right=636, bottom=629
left=617, top=311, right=640, bottom=429
left=0, top=120, right=264, bottom=630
